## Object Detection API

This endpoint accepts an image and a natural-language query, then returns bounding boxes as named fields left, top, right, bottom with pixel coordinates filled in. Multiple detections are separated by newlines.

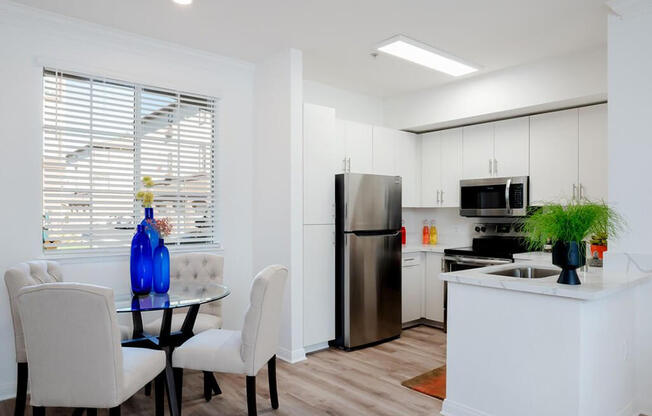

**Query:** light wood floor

left=0, top=326, right=446, bottom=416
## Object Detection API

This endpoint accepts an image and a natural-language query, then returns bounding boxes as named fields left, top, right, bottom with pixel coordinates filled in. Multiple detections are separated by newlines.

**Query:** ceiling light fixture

left=376, top=35, right=478, bottom=77
left=173, top=0, right=192, bottom=5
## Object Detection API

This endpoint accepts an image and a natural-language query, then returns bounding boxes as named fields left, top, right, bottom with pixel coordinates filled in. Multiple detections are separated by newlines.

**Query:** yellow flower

left=143, top=192, right=154, bottom=207
left=142, top=176, right=155, bottom=188
left=136, top=191, right=145, bottom=199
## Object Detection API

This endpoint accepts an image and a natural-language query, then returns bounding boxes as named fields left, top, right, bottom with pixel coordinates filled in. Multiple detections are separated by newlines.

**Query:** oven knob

left=475, top=226, right=481, bottom=232
left=480, top=226, right=487, bottom=232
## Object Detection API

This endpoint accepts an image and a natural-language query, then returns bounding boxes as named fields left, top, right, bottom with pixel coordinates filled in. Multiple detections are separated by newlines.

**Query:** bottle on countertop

left=422, top=220, right=430, bottom=245
left=401, top=219, right=406, bottom=245
left=429, top=220, right=438, bottom=245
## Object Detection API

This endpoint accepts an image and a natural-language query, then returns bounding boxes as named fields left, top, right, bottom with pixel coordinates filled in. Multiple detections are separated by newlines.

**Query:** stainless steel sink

left=486, top=266, right=558, bottom=279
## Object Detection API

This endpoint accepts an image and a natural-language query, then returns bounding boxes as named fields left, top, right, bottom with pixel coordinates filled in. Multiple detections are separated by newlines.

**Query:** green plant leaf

left=518, top=200, right=625, bottom=251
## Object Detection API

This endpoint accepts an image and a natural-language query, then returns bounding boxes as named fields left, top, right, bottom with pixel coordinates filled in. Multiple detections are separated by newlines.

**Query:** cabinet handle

left=436, top=189, right=440, bottom=204
left=342, top=158, right=347, bottom=171
left=494, top=158, right=498, bottom=175
left=347, top=157, right=351, bottom=172
left=572, top=184, right=577, bottom=200
left=440, top=190, right=444, bottom=205
left=489, top=159, right=493, bottom=174
left=579, top=184, right=584, bottom=200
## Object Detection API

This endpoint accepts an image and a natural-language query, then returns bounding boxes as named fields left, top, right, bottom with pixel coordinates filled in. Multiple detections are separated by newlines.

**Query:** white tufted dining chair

left=144, top=253, right=224, bottom=335
left=172, top=265, right=288, bottom=416
left=4, top=261, right=61, bottom=416
left=17, top=283, right=166, bottom=416
left=4, top=261, right=133, bottom=416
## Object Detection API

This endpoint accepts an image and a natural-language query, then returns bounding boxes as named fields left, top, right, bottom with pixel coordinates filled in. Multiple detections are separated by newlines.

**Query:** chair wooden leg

left=155, top=372, right=165, bottom=416
left=203, top=371, right=211, bottom=402
left=210, top=373, right=222, bottom=395
left=173, top=368, right=183, bottom=415
left=144, top=381, right=152, bottom=396
left=246, top=376, right=257, bottom=416
left=268, top=355, right=279, bottom=409
left=15, top=363, right=28, bottom=416
left=32, top=407, right=44, bottom=416
left=86, top=410, right=97, bottom=416
left=203, top=371, right=222, bottom=402
left=109, top=406, right=120, bottom=416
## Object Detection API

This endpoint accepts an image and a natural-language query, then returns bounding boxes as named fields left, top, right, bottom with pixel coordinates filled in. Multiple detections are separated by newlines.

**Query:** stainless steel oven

left=460, top=176, right=528, bottom=217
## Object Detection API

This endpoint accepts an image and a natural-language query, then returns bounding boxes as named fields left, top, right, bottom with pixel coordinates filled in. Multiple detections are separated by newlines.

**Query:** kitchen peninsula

left=440, top=263, right=652, bottom=416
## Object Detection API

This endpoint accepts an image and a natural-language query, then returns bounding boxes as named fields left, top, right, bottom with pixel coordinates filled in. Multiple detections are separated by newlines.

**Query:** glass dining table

left=114, top=282, right=230, bottom=416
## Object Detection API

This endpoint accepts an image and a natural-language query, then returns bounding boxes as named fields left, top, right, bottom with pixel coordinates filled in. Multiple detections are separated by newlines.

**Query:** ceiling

left=12, top=0, right=609, bottom=97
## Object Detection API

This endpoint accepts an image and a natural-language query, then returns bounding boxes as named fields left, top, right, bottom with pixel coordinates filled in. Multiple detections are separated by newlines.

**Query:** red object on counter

left=591, top=244, right=607, bottom=260
left=401, top=226, right=406, bottom=245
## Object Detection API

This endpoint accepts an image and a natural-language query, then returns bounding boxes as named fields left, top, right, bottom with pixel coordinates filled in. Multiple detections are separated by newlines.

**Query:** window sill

left=41, top=243, right=224, bottom=264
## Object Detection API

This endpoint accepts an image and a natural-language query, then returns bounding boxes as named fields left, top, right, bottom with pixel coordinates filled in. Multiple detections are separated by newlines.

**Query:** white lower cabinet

left=303, top=224, right=335, bottom=347
left=402, top=252, right=445, bottom=325
left=401, top=253, right=424, bottom=323
left=425, top=253, right=445, bottom=323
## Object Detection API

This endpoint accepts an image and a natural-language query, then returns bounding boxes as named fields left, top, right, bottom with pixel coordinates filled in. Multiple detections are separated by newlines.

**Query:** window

left=42, top=69, right=218, bottom=252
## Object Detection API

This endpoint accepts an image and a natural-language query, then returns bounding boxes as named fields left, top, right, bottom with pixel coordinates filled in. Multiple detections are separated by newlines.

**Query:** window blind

left=42, top=69, right=217, bottom=252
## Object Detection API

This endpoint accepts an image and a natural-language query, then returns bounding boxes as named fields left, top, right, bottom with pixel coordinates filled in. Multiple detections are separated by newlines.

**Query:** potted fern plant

left=521, top=201, right=624, bottom=285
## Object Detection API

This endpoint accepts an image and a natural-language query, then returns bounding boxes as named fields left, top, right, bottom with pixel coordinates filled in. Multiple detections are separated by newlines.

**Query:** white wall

left=253, top=49, right=306, bottom=363
left=303, top=80, right=384, bottom=126
left=606, top=1, right=652, bottom=414
left=0, top=1, right=255, bottom=399
left=384, top=47, right=607, bottom=131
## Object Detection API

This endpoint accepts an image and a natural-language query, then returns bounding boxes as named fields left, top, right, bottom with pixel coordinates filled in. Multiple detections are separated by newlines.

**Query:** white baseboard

left=304, top=342, right=329, bottom=354
left=277, top=346, right=306, bottom=364
left=0, top=382, right=16, bottom=402
left=441, top=399, right=493, bottom=416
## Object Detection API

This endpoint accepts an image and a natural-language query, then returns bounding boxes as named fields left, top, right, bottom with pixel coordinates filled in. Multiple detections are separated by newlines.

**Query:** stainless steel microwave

left=459, top=176, right=529, bottom=217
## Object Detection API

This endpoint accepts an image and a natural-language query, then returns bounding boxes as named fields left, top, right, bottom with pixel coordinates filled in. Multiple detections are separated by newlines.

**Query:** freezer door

left=344, top=231, right=402, bottom=348
left=339, top=173, right=401, bottom=232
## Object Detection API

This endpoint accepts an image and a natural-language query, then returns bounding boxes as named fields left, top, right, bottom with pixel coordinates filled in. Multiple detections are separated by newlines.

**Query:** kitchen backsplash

left=402, top=208, right=475, bottom=246
left=402, top=207, right=520, bottom=246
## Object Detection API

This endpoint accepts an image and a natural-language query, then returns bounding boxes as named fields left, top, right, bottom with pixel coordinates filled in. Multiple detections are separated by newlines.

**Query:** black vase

left=552, top=241, right=586, bottom=285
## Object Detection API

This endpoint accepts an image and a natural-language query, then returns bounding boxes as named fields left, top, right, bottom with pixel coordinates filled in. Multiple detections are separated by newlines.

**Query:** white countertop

left=441, top=262, right=652, bottom=301
left=402, top=243, right=461, bottom=254
left=513, top=251, right=553, bottom=262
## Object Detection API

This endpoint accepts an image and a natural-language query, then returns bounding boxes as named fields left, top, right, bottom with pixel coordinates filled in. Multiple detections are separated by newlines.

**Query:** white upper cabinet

left=421, top=131, right=442, bottom=207
left=336, top=119, right=373, bottom=174
left=303, top=104, right=337, bottom=225
left=462, top=123, right=494, bottom=179
left=439, top=128, right=463, bottom=207
left=372, top=126, right=398, bottom=175
left=420, top=129, right=462, bottom=207
left=462, top=117, right=529, bottom=179
left=578, top=103, right=608, bottom=201
left=395, top=131, right=421, bottom=207
left=530, top=108, right=579, bottom=204
left=494, top=117, right=529, bottom=178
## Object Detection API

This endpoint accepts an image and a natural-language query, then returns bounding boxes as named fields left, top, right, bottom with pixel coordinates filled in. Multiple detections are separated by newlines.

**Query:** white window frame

left=41, top=68, right=221, bottom=257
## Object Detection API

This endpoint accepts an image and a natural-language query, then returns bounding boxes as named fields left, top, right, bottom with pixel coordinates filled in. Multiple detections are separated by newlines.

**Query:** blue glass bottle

left=153, top=239, right=170, bottom=294
left=130, top=224, right=153, bottom=295
left=140, top=207, right=159, bottom=255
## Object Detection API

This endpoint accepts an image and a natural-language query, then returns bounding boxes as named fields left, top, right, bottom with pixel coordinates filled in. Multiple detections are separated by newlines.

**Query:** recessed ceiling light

left=376, top=35, right=478, bottom=77
left=173, top=0, right=192, bottom=5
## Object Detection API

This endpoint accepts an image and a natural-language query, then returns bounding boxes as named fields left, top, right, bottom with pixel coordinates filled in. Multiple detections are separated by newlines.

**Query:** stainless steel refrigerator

left=333, top=173, right=402, bottom=350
